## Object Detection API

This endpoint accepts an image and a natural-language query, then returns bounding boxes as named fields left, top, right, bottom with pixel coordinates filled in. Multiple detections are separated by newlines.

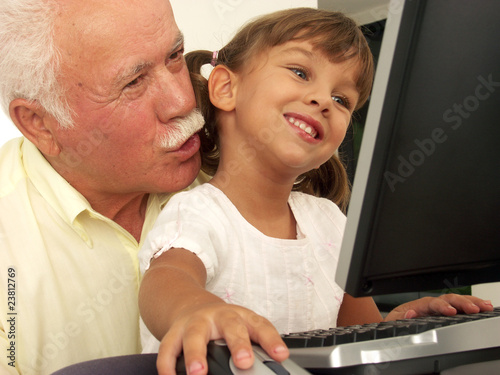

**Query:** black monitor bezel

left=336, top=0, right=500, bottom=297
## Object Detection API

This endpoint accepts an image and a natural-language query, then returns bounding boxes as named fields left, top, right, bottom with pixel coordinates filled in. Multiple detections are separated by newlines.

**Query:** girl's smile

left=284, top=113, right=322, bottom=141
left=220, top=39, right=361, bottom=181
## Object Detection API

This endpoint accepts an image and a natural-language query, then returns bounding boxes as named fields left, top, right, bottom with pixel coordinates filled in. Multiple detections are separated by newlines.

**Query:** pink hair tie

left=211, top=50, right=219, bottom=67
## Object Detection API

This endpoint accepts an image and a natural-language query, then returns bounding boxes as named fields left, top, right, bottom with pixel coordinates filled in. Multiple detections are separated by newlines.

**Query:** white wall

left=0, top=110, right=21, bottom=147
left=170, top=0, right=317, bottom=53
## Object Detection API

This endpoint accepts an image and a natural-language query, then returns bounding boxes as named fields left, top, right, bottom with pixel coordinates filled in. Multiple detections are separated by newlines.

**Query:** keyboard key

left=333, top=331, right=355, bottom=345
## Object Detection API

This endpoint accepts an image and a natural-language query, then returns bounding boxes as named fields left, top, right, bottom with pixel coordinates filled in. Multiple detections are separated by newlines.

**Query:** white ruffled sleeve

left=138, top=187, right=223, bottom=281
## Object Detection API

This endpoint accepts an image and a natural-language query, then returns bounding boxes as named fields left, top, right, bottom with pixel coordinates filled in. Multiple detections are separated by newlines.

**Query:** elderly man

left=0, top=0, right=209, bottom=373
left=0, top=1, right=494, bottom=375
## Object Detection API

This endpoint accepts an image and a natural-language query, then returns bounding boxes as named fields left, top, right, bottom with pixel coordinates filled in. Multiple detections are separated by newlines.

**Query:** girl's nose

left=305, top=88, right=333, bottom=115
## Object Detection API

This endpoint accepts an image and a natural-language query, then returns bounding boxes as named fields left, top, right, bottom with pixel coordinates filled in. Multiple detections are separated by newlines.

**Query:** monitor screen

left=336, top=0, right=500, bottom=297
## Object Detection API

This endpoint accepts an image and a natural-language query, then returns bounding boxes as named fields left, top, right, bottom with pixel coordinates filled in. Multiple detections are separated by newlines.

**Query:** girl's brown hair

left=186, top=7, right=374, bottom=212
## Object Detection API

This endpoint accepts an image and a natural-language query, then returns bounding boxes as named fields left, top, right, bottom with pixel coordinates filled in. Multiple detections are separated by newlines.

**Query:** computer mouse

left=176, top=340, right=311, bottom=375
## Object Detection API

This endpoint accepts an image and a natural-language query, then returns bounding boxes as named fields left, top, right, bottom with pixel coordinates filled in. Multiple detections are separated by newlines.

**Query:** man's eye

left=290, top=68, right=308, bottom=80
left=169, top=48, right=184, bottom=61
left=126, top=76, right=143, bottom=88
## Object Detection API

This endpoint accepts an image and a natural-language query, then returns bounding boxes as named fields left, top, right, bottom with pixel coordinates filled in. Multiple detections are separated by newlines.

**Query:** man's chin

left=163, top=151, right=202, bottom=193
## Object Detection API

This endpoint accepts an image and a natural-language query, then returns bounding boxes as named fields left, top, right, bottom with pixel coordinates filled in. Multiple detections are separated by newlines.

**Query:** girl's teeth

left=287, top=117, right=317, bottom=138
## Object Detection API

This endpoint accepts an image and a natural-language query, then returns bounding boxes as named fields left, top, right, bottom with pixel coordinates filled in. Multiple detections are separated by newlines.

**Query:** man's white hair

left=0, top=0, right=74, bottom=128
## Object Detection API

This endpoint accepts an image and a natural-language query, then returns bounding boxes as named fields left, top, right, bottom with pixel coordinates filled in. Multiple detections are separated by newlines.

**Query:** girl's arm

left=138, top=247, right=289, bottom=375
left=337, top=294, right=383, bottom=326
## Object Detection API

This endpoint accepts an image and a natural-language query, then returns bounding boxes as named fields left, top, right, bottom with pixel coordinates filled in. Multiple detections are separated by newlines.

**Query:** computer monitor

left=336, top=0, right=500, bottom=297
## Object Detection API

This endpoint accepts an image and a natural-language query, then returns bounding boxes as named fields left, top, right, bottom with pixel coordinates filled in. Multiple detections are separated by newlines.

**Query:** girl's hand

left=155, top=302, right=289, bottom=375
left=384, top=294, right=494, bottom=321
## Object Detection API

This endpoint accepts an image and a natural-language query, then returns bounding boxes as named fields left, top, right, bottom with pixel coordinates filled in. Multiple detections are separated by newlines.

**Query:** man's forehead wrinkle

left=114, top=31, right=184, bottom=88
left=55, top=1, right=185, bottom=96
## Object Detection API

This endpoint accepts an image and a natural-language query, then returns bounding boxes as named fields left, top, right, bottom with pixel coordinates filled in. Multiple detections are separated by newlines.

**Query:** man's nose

left=154, top=67, right=196, bottom=121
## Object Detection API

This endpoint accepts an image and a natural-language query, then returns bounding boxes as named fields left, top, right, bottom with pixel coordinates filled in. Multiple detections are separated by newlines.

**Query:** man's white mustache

left=157, top=108, right=205, bottom=149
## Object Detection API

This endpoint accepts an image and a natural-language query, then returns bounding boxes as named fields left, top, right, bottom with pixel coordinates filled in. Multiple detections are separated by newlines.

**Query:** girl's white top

left=139, top=183, right=346, bottom=352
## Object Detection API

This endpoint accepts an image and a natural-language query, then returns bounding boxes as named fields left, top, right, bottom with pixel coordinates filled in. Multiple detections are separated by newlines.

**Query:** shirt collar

left=22, top=139, right=92, bottom=227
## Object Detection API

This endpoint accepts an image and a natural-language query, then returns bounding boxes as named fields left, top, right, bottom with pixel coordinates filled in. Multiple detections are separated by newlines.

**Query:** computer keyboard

left=283, top=307, right=500, bottom=374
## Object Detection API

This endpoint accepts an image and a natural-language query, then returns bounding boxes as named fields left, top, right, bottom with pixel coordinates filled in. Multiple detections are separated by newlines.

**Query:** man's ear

left=9, top=98, right=61, bottom=156
left=208, top=65, right=238, bottom=112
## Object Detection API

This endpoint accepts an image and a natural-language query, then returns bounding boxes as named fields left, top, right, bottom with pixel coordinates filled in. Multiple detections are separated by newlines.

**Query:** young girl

left=139, top=8, right=492, bottom=375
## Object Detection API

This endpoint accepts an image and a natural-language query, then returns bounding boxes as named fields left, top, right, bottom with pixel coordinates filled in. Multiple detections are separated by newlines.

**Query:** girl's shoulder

left=289, top=191, right=344, bottom=216
left=166, top=183, right=223, bottom=206
left=289, top=191, right=346, bottom=234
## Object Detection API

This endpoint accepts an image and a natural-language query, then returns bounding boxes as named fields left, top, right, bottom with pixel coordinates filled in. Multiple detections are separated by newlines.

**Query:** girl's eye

left=290, top=68, right=308, bottom=80
left=332, top=95, right=350, bottom=108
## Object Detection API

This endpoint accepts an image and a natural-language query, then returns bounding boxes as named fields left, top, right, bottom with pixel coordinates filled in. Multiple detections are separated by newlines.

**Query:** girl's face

left=227, top=39, right=361, bottom=183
